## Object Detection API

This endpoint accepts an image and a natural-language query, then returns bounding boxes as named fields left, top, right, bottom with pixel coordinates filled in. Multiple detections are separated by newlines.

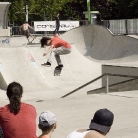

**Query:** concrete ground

left=0, top=25, right=138, bottom=137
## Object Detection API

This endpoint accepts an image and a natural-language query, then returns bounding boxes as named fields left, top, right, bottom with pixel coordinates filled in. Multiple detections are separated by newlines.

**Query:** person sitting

left=66, top=108, right=114, bottom=138
left=38, top=111, right=57, bottom=138
left=0, top=82, right=37, bottom=138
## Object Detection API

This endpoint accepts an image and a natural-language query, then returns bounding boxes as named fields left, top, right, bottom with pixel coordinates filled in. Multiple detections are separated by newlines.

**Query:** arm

left=19, top=25, right=22, bottom=31
left=43, top=45, right=54, bottom=56
left=28, top=24, right=34, bottom=30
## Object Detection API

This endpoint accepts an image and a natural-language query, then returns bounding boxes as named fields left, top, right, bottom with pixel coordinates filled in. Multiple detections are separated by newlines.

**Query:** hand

left=43, top=53, right=47, bottom=56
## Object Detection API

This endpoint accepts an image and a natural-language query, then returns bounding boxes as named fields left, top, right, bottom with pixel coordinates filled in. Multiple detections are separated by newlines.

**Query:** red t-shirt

left=51, top=35, right=71, bottom=48
left=0, top=102, right=37, bottom=138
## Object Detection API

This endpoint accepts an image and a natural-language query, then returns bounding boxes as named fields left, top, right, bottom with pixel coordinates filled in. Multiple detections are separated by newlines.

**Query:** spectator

left=38, top=111, right=57, bottom=138
left=54, top=13, right=60, bottom=35
left=67, top=108, right=114, bottom=138
left=19, top=21, right=36, bottom=43
left=0, top=82, right=37, bottom=138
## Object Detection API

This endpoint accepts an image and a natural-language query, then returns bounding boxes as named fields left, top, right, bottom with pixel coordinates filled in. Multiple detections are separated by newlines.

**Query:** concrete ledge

left=0, top=72, right=7, bottom=90
left=102, top=65, right=138, bottom=87
left=0, top=28, right=10, bottom=36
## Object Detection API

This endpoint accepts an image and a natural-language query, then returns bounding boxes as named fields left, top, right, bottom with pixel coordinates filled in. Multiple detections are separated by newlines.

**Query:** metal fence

left=102, top=19, right=138, bottom=35
left=10, top=20, right=89, bottom=36
left=10, top=19, right=138, bottom=36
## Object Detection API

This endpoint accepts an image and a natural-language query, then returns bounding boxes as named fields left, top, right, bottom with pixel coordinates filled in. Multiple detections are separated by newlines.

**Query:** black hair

left=6, top=82, right=23, bottom=115
left=39, top=122, right=54, bottom=133
left=40, top=37, right=51, bottom=48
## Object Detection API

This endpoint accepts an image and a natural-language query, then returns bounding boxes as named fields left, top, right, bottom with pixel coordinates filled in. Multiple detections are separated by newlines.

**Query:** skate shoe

left=55, top=64, right=63, bottom=70
left=41, top=62, right=51, bottom=66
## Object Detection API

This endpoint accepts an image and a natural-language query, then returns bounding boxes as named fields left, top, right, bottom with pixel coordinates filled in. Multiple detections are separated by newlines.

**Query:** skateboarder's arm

left=19, top=25, right=22, bottom=31
left=28, top=24, right=34, bottom=30
left=43, top=45, right=54, bottom=56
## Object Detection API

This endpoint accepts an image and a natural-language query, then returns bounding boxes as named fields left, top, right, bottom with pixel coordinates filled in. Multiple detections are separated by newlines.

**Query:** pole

left=106, top=75, right=109, bottom=94
left=87, top=0, right=91, bottom=24
left=26, top=5, right=28, bottom=22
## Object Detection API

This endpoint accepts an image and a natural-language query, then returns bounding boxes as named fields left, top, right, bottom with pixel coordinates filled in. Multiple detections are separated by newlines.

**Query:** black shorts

left=23, top=30, right=30, bottom=38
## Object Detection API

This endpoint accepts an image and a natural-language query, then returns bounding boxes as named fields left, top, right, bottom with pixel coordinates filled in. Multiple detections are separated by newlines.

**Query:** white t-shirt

left=67, top=130, right=90, bottom=138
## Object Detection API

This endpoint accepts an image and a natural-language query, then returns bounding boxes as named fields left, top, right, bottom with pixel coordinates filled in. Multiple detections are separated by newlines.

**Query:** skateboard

left=27, top=38, right=35, bottom=45
left=54, top=67, right=62, bottom=76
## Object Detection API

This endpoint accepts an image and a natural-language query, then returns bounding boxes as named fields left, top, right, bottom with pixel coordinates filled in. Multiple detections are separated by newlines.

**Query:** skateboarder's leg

left=55, top=54, right=62, bottom=66
left=46, top=47, right=71, bottom=66
left=47, top=50, right=55, bottom=63
left=53, top=47, right=71, bottom=66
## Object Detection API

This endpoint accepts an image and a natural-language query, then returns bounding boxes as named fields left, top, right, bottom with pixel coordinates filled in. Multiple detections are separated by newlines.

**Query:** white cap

left=39, top=111, right=56, bottom=126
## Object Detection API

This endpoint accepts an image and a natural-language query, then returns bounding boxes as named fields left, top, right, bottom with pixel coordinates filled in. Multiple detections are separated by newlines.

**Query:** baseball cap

left=89, top=108, right=114, bottom=133
left=39, top=111, right=57, bottom=127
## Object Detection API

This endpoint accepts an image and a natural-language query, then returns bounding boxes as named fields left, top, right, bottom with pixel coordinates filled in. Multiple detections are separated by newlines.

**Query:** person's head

left=89, top=108, right=114, bottom=135
left=6, top=82, right=23, bottom=115
left=40, top=37, right=51, bottom=48
left=57, top=13, right=60, bottom=17
left=38, top=111, right=57, bottom=134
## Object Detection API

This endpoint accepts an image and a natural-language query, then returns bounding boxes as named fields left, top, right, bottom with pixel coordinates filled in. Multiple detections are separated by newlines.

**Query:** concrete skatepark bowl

left=0, top=25, right=138, bottom=137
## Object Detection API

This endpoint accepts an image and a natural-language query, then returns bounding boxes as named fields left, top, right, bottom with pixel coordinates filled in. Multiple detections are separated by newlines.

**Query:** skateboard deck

left=27, top=38, right=35, bottom=45
left=54, top=68, right=62, bottom=76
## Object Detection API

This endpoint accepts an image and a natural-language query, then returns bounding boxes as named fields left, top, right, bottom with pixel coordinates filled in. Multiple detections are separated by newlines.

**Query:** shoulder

left=0, top=105, right=9, bottom=117
left=52, top=35, right=58, bottom=40
left=21, top=103, right=36, bottom=110
left=0, top=105, right=8, bottom=110
left=85, top=130, right=106, bottom=138
left=54, top=34, right=59, bottom=37
left=38, top=135, right=48, bottom=138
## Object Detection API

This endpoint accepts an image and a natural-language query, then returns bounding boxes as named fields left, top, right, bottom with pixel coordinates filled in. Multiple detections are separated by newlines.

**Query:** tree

left=1, top=0, right=138, bottom=24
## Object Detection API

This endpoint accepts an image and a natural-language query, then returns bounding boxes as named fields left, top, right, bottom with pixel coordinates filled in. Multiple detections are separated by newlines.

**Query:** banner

left=34, top=21, right=79, bottom=31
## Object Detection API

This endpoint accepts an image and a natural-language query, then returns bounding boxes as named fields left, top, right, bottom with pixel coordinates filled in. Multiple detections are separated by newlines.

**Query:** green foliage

left=1, top=0, right=138, bottom=24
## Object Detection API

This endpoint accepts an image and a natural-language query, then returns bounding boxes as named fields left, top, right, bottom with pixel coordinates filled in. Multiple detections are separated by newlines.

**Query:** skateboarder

left=40, top=34, right=72, bottom=69
left=19, top=21, right=36, bottom=43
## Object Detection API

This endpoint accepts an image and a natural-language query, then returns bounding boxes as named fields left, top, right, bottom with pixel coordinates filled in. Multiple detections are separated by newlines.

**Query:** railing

left=10, top=19, right=138, bottom=36
left=61, top=73, right=138, bottom=98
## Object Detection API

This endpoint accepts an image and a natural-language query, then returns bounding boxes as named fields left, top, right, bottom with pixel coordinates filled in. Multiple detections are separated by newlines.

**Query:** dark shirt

left=55, top=16, right=60, bottom=25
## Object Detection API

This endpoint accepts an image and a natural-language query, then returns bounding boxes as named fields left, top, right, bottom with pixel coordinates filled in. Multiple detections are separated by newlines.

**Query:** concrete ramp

left=61, top=25, right=138, bottom=61
left=1, top=25, right=138, bottom=99
left=28, top=44, right=102, bottom=97
left=0, top=46, right=52, bottom=92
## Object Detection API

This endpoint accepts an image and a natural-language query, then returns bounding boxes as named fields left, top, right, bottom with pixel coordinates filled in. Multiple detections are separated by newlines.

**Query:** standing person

left=38, top=111, right=57, bottom=138
left=19, top=21, right=36, bottom=43
left=54, top=13, right=60, bottom=35
left=66, top=108, right=114, bottom=138
left=0, top=82, right=37, bottom=138
left=40, top=34, right=72, bottom=70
